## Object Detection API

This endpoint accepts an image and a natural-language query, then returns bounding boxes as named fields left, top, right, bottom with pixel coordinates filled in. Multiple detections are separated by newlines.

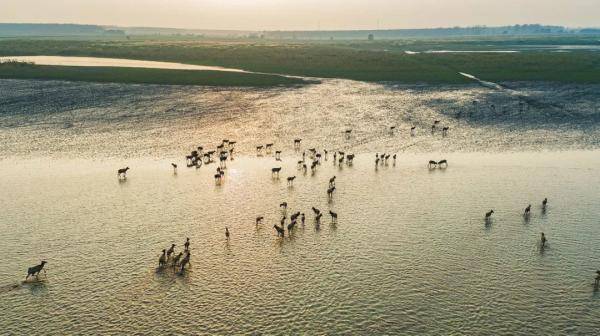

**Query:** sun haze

left=2, top=0, right=599, bottom=30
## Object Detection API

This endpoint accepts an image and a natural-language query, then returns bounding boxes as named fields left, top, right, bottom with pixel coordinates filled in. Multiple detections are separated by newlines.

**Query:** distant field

left=0, top=37, right=599, bottom=84
left=0, top=62, right=307, bottom=87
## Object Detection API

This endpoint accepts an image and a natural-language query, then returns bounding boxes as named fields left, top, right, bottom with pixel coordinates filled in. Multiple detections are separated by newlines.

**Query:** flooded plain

left=1, top=78, right=600, bottom=335
left=0, top=56, right=246, bottom=72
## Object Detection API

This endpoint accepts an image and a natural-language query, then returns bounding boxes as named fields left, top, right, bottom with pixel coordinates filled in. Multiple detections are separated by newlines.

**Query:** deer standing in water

left=329, top=210, right=338, bottom=223
left=179, top=252, right=191, bottom=274
left=274, top=225, right=285, bottom=237
left=158, top=249, right=167, bottom=267
left=287, top=176, right=296, bottom=186
left=117, top=167, right=130, bottom=179
left=327, top=186, right=336, bottom=199
left=26, top=261, right=47, bottom=280
left=272, top=167, right=282, bottom=177
left=524, top=204, right=531, bottom=216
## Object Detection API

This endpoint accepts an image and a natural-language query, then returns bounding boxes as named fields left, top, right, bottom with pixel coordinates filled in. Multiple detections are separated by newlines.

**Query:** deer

left=117, top=167, right=130, bottom=178
left=26, top=261, right=47, bottom=280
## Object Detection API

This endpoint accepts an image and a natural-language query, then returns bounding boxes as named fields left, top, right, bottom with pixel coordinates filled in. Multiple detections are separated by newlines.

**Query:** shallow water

left=0, top=56, right=245, bottom=72
left=1, top=151, right=600, bottom=335
left=1, top=78, right=600, bottom=334
left=1, top=79, right=599, bottom=159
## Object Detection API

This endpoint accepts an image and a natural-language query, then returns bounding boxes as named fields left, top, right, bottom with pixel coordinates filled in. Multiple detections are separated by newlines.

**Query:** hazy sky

left=2, top=0, right=599, bottom=30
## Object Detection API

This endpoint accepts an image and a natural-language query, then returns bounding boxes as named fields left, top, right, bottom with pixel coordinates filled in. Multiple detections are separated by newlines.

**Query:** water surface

left=1, top=77, right=600, bottom=335
left=1, top=151, right=599, bottom=335
left=0, top=55, right=246, bottom=72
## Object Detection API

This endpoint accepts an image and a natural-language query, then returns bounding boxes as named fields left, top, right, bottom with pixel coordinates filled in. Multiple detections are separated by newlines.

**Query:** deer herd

left=25, top=122, right=598, bottom=289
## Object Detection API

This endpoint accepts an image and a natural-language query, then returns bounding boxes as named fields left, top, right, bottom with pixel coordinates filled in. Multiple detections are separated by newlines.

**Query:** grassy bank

left=0, top=38, right=599, bottom=84
left=0, top=62, right=307, bottom=87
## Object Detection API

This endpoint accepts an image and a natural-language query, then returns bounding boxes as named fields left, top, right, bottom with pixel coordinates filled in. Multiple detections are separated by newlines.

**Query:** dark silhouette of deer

left=280, top=202, right=288, bottom=209
left=542, top=198, right=548, bottom=209
left=428, top=160, right=437, bottom=168
left=225, top=227, right=230, bottom=239
left=595, top=271, right=600, bottom=289
left=438, top=160, right=448, bottom=168
left=311, top=161, right=318, bottom=173
left=166, top=244, right=176, bottom=259
left=171, top=163, right=177, bottom=172
left=287, top=176, right=296, bottom=186
left=256, top=216, right=264, bottom=224
left=272, top=167, right=282, bottom=177
left=301, top=213, right=305, bottom=225
left=290, top=212, right=300, bottom=222
left=540, top=232, right=547, bottom=248
left=524, top=204, right=531, bottom=216
left=344, top=129, right=352, bottom=139
left=117, top=167, right=130, bottom=178
left=329, top=210, right=338, bottom=222
left=256, top=145, right=263, bottom=155
left=327, top=186, right=336, bottom=198
left=287, top=220, right=297, bottom=232
left=275, top=150, right=282, bottom=161
left=184, top=238, right=190, bottom=251
left=485, top=210, right=494, bottom=220
left=265, top=143, right=274, bottom=155
left=411, top=126, right=416, bottom=136
left=346, top=154, right=355, bottom=164
left=179, top=252, right=191, bottom=274
left=172, top=252, right=183, bottom=266
left=442, top=127, right=449, bottom=136
left=274, top=224, right=285, bottom=237
left=158, top=249, right=167, bottom=267
left=26, top=261, right=47, bottom=280
left=294, top=139, right=302, bottom=149
left=312, top=207, right=321, bottom=216
left=329, top=176, right=336, bottom=187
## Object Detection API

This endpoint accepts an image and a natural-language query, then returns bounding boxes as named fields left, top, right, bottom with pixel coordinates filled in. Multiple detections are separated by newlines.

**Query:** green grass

left=0, top=37, right=599, bottom=84
left=0, top=63, right=307, bottom=87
